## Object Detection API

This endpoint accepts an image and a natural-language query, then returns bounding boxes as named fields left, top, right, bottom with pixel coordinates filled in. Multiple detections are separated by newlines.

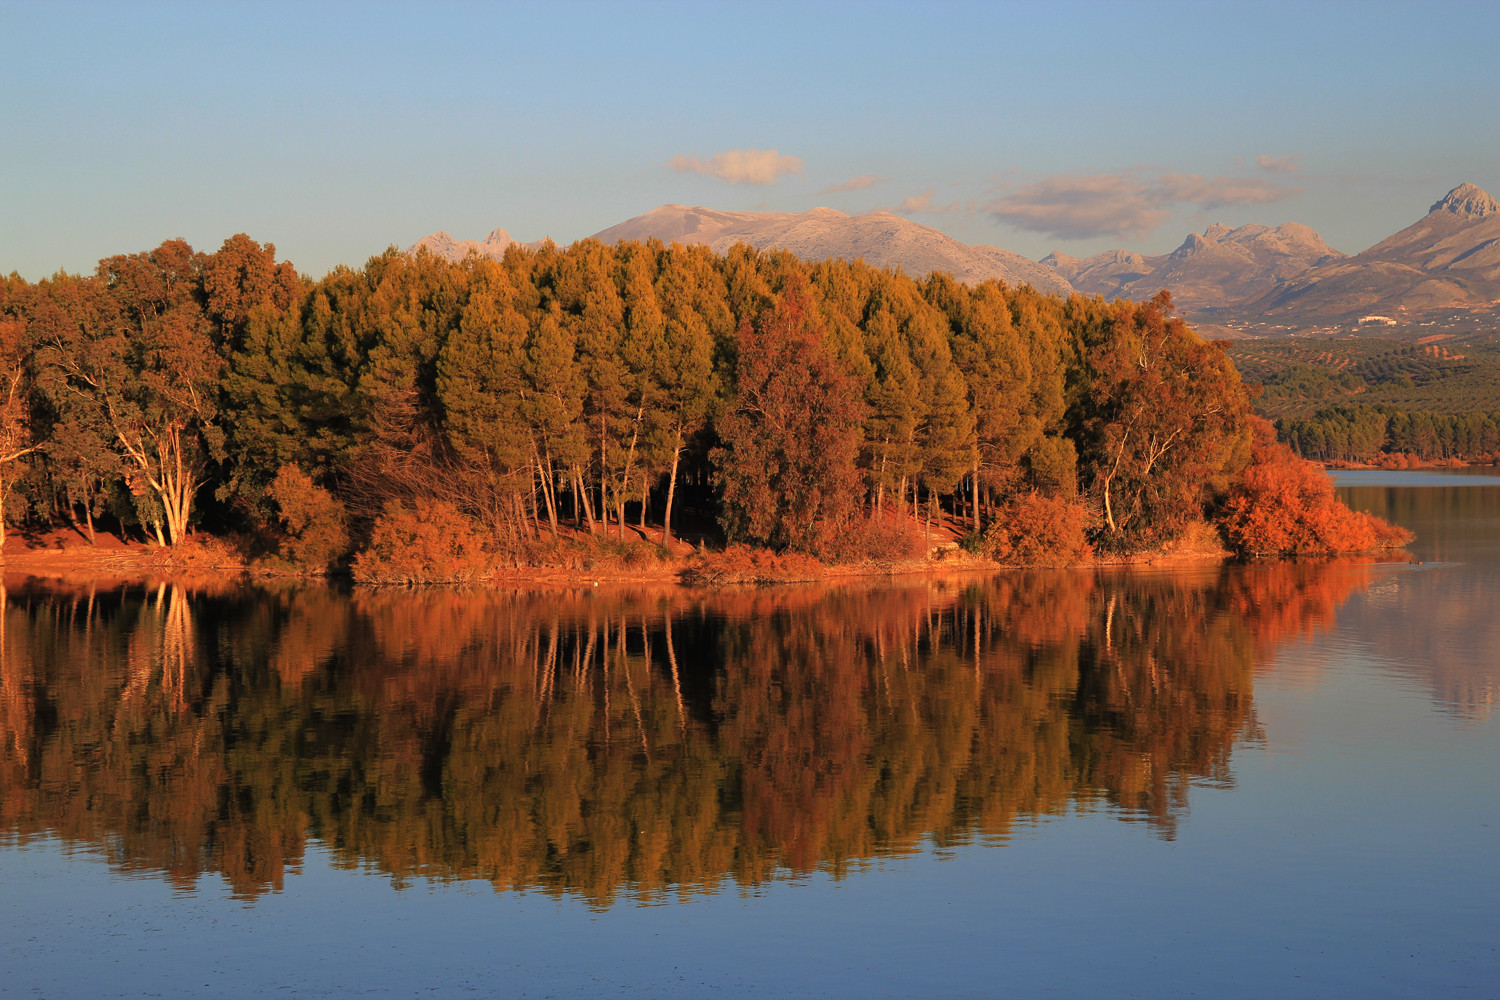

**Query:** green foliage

left=1228, top=335, right=1500, bottom=421
left=1278, top=403, right=1500, bottom=462
left=1024, top=436, right=1078, bottom=497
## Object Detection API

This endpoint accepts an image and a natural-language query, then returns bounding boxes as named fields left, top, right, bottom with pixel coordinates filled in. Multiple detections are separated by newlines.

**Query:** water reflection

left=0, top=564, right=1373, bottom=905
left=1337, top=480, right=1500, bottom=717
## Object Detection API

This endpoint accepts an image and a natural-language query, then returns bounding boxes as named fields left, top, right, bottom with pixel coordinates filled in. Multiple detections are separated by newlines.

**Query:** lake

left=1, top=471, right=1496, bottom=998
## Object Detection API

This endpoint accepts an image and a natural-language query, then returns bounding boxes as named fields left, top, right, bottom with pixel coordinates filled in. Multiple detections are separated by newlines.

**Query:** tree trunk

left=536, top=444, right=559, bottom=536
left=924, top=488, right=932, bottom=555
left=599, top=418, right=608, bottom=537
left=64, top=484, right=97, bottom=544
left=574, top=469, right=595, bottom=532
left=1101, top=466, right=1118, bottom=535
left=971, top=459, right=980, bottom=532
left=661, top=428, right=682, bottom=546
left=618, top=405, right=643, bottom=541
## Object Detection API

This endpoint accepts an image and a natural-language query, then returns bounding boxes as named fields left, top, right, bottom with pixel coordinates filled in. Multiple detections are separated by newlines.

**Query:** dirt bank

left=1, top=520, right=1239, bottom=590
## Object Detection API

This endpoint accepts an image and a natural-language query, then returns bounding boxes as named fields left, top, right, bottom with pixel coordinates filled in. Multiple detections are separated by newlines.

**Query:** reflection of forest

left=0, top=566, right=1370, bottom=905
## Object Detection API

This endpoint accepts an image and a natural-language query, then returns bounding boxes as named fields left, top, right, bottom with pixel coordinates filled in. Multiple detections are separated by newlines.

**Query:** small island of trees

left=0, top=234, right=1409, bottom=581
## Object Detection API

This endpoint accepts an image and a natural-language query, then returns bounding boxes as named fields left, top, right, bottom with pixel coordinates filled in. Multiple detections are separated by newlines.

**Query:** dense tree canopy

left=0, top=233, right=1393, bottom=563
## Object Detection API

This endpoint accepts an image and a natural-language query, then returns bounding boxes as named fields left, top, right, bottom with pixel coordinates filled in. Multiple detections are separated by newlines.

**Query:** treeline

left=1278, top=403, right=1500, bottom=463
left=0, top=234, right=1402, bottom=566
left=0, top=568, right=1368, bottom=902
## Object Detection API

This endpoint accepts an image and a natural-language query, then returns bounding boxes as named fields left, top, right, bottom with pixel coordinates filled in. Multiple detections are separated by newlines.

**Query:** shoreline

left=1321, top=456, right=1500, bottom=471
left=1, top=508, right=1413, bottom=590
left=0, top=527, right=1248, bottom=590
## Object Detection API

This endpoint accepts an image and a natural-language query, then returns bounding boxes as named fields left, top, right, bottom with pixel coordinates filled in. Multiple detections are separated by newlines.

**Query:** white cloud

left=1154, top=173, right=1304, bottom=208
left=987, top=171, right=1304, bottom=240
left=666, top=148, right=803, bottom=185
left=889, top=188, right=962, bottom=215
left=1256, top=153, right=1302, bottom=174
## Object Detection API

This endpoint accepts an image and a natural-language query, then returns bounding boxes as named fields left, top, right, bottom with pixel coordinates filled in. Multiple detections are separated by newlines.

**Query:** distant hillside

left=407, top=184, right=1500, bottom=337
left=588, top=205, right=1074, bottom=295
left=1046, top=183, right=1500, bottom=333
left=1227, top=334, right=1500, bottom=418
left=1250, top=183, right=1500, bottom=324
left=406, top=227, right=549, bottom=262
left=1045, top=222, right=1343, bottom=316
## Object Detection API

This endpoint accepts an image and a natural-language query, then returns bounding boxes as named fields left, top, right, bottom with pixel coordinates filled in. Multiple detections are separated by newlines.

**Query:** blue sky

left=5, top=0, right=1499, bottom=279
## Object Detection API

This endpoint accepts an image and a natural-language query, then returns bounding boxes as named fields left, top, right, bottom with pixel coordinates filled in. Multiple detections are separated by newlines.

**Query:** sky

left=5, top=0, right=1500, bottom=280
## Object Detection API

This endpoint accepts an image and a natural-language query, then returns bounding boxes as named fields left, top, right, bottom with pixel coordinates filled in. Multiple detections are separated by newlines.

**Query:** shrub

left=679, top=544, right=827, bottom=585
left=825, top=510, right=928, bottom=565
left=982, top=493, right=1094, bottom=566
left=268, top=465, right=349, bottom=573
left=352, top=498, right=491, bottom=584
left=1218, top=418, right=1413, bottom=556
left=576, top=536, right=674, bottom=571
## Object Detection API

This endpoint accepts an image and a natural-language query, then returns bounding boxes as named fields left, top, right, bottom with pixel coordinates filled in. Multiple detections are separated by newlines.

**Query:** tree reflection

left=0, top=565, right=1372, bottom=905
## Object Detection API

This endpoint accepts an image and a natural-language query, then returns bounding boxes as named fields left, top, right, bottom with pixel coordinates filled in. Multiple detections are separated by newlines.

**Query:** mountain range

left=408, top=183, right=1500, bottom=335
left=588, top=205, right=1073, bottom=296
left=407, top=227, right=550, bottom=261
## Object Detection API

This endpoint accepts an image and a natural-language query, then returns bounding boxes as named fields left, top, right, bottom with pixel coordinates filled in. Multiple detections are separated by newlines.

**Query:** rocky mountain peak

left=1429, top=183, right=1498, bottom=219
left=1174, top=231, right=1211, bottom=255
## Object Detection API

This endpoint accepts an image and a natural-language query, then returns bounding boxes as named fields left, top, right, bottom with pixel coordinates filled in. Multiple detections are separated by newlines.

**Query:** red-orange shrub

left=268, top=464, right=350, bottom=573
left=679, top=544, right=828, bottom=585
left=352, top=499, right=491, bottom=584
left=1218, top=418, right=1413, bottom=556
left=826, top=510, right=928, bottom=564
left=982, top=493, right=1093, bottom=566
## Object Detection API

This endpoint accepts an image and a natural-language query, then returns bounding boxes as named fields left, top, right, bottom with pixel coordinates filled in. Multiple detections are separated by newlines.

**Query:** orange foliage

left=981, top=492, right=1094, bottom=566
left=1219, top=417, right=1413, bottom=557
left=679, top=543, right=827, bottom=585
left=825, top=510, right=929, bottom=565
left=267, top=464, right=349, bottom=573
left=352, top=498, right=491, bottom=584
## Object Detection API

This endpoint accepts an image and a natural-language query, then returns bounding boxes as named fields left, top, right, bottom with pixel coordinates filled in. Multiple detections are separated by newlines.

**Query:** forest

left=1228, top=336, right=1500, bottom=463
left=1276, top=403, right=1500, bottom=463
left=0, top=234, right=1408, bottom=574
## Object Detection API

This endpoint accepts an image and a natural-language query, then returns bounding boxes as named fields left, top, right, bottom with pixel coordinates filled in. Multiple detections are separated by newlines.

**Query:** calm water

left=1, top=473, right=1496, bottom=998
